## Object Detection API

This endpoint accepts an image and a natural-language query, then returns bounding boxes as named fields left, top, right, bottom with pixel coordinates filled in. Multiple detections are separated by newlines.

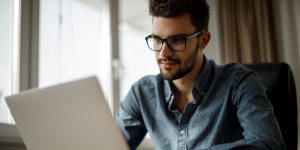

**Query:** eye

left=152, top=37, right=162, bottom=43
left=168, top=37, right=185, bottom=45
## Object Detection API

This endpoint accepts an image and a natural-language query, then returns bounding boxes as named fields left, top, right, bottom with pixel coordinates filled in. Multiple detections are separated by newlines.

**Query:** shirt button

left=180, top=130, right=185, bottom=135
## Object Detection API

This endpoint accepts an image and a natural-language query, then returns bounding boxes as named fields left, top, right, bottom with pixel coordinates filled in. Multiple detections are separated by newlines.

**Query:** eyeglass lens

left=147, top=37, right=186, bottom=51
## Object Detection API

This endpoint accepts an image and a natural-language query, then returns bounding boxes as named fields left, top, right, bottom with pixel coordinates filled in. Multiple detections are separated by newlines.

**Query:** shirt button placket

left=178, top=129, right=187, bottom=150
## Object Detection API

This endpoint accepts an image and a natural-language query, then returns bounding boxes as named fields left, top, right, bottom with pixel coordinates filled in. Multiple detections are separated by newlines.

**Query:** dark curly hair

left=149, top=0, right=210, bottom=31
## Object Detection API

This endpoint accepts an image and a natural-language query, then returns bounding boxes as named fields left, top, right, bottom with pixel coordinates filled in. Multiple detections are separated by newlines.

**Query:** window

left=119, top=0, right=157, bottom=149
left=39, top=0, right=113, bottom=108
left=119, top=0, right=158, bottom=99
left=0, top=0, right=20, bottom=124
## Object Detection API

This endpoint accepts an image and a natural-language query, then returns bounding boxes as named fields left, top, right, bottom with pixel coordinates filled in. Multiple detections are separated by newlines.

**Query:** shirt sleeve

left=213, top=69, right=285, bottom=150
left=116, top=85, right=147, bottom=150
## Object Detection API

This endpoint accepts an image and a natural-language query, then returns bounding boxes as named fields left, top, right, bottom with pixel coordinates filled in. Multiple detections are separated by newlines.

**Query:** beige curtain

left=220, top=0, right=278, bottom=64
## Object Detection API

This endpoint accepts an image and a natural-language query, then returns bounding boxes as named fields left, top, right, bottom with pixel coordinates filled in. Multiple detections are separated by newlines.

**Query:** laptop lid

left=5, top=76, right=128, bottom=150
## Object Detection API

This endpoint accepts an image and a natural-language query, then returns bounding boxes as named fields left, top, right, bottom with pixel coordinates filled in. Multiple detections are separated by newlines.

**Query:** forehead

left=152, top=13, right=196, bottom=38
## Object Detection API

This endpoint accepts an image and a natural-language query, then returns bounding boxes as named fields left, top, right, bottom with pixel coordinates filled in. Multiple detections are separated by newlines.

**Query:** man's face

left=152, top=13, right=203, bottom=80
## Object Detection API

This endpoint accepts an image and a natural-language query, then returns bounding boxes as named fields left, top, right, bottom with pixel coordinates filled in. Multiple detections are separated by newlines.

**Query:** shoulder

left=212, top=63, right=267, bottom=106
left=211, top=62, right=260, bottom=91
left=216, top=63, right=265, bottom=96
left=130, top=74, right=164, bottom=95
left=121, top=75, right=162, bottom=108
left=214, top=63, right=254, bottom=80
left=215, top=63, right=252, bottom=75
left=133, top=74, right=163, bottom=87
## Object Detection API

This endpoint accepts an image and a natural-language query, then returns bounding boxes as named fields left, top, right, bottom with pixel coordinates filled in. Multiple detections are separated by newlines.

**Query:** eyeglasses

left=145, top=31, right=204, bottom=51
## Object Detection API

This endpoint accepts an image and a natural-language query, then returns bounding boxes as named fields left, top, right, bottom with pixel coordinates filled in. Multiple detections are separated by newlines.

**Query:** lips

left=160, top=60, right=178, bottom=69
left=157, top=57, right=180, bottom=69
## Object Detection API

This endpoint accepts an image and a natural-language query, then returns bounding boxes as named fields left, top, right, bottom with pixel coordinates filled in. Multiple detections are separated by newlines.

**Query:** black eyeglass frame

left=145, top=31, right=205, bottom=51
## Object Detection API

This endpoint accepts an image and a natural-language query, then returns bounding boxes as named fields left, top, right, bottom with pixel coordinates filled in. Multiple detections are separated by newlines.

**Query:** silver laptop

left=5, top=76, right=128, bottom=150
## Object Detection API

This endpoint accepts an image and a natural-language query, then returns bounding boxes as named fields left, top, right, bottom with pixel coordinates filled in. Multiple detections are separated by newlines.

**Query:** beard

left=157, top=43, right=200, bottom=81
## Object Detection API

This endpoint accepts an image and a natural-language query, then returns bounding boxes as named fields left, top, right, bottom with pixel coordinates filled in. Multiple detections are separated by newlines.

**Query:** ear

left=199, top=32, right=211, bottom=49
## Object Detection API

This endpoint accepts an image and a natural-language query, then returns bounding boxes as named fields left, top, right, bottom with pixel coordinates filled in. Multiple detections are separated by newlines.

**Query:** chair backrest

left=244, top=62, right=298, bottom=150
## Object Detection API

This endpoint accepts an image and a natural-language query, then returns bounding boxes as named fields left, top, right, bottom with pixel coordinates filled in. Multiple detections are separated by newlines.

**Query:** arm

left=206, top=70, right=285, bottom=150
left=116, top=86, right=147, bottom=150
left=223, top=71, right=284, bottom=149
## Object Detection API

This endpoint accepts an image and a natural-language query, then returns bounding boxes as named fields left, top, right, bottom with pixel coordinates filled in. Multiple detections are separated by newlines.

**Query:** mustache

left=157, top=57, right=180, bottom=64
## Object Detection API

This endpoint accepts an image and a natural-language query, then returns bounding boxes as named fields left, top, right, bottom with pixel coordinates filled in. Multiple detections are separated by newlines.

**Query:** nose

left=158, top=42, right=173, bottom=57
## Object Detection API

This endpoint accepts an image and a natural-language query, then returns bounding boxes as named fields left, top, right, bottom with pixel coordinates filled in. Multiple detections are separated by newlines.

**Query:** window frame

left=18, top=0, right=121, bottom=116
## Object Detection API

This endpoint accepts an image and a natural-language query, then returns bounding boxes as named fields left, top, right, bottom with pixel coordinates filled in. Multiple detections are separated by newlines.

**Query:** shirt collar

left=192, top=56, right=215, bottom=101
left=163, top=80, right=173, bottom=103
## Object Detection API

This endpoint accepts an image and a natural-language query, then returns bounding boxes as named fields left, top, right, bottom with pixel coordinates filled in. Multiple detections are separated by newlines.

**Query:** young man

left=117, top=0, right=285, bottom=149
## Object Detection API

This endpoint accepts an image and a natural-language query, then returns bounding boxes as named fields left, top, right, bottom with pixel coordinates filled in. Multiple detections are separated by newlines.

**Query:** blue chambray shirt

left=117, top=57, right=285, bottom=150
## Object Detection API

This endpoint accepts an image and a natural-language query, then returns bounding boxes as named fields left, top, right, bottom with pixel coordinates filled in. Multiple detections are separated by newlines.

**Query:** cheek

left=183, top=45, right=198, bottom=58
left=186, top=41, right=196, bottom=51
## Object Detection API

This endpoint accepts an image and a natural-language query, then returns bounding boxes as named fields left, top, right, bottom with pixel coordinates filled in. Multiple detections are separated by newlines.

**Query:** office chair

left=244, top=62, right=298, bottom=150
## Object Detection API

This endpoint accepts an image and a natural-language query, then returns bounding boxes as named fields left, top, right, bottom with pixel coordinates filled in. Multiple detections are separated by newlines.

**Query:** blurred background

left=0, top=0, right=299, bottom=149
